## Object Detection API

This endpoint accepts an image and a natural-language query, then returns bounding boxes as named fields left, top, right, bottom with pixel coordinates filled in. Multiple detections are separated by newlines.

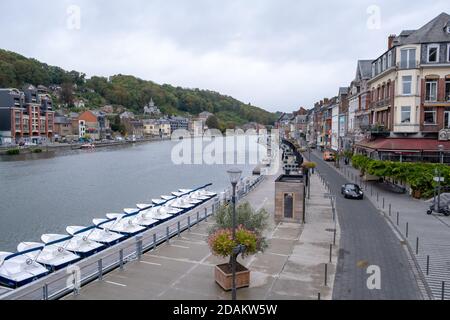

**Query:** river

left=0, top=137, right=261, bottom=252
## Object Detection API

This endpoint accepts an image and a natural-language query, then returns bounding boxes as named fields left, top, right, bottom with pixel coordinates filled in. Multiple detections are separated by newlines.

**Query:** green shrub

left=208, top=227, right=258, bottom=259
left=6, top=149, right=20, bottom=155
left=32, top=148, right=42, bottom=153
left=351, top=155, right=450, bottom=198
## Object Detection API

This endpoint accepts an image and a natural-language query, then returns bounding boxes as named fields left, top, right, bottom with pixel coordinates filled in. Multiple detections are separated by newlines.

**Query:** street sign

left=434, top=177, right=445, bottom=182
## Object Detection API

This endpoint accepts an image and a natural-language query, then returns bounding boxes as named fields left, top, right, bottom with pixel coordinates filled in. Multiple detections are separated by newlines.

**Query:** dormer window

left=427, top=44, right=440, bottom=63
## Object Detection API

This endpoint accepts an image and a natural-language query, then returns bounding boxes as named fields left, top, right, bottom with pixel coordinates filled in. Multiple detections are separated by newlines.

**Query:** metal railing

left=0, top=197, right=220, bottom=301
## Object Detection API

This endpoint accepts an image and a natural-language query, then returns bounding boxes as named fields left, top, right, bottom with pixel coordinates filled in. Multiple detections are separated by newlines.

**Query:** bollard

left=166, top=226, right=170, bottom=243
left=382, top=198, right=385, bottom=209
left=98, top=259, right=103, bottom=281
left=406, top=223, right=409, bottom=238
left=333, top=229, right=337, bottom=246
left=397, top=212, right=400, bottom=226
left=416, top=237, right=419, bottom=255
left=329, top=244, right=333, bottom=263
left=153, top=233, right=157, bottom=250
left=389, top=204, right=392, bottom=216
left=426, top=255, right=430, bottom=276
left=197, top=212, right=200, bottom=224
left=377, top=192, right=379, bottom=202
left=42, top=283, right=48, bottom=300
left=177, top=221, right=181, bottom=237
left=324, top=264, right=328, bottom=287
left=318, top=293, right=321, bottom=301
left=188, top=216, right=191, bottom=231
left=119, top=249, right=124, bottom=270
left=442, top=282, right=445, bottom=301
left=371, top=186, right=373, bottom=197
left=136, top=235, right=143, bottom=260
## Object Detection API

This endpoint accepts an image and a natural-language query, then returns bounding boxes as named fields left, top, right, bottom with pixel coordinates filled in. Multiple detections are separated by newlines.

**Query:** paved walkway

left=325, top=153, right=450, bottom=300
left=65, top=171, right=339, bottom=300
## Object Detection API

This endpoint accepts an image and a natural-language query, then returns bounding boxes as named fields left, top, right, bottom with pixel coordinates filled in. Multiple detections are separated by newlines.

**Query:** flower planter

left=215, top=263, right=250, bottom=291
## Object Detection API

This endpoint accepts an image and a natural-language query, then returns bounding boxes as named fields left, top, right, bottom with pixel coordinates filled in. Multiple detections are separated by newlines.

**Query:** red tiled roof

left=356, top=138, right=450, bottom=152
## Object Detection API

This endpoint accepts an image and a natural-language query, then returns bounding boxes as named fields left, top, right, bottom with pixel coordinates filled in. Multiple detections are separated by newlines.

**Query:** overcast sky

left=0, top=1, right=448, bottom=112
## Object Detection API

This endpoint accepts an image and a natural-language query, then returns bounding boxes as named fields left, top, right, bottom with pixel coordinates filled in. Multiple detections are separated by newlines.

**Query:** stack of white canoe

left=0, top=186, right=217, bottom=289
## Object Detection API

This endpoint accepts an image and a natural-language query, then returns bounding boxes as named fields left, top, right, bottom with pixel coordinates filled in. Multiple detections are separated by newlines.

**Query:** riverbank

left=0, top=137, right=171, bottom=156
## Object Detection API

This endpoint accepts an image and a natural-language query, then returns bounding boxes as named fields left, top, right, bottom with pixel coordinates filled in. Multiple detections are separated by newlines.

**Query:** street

left=309, top=151, right=423, bottom=300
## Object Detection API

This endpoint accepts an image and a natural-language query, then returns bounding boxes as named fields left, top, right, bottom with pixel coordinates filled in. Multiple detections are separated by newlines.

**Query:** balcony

left=364, top=124, right=391, bottom=136
left=394, top=123, right=420, bottom=133
left=396, top=60, right=420, bottom=70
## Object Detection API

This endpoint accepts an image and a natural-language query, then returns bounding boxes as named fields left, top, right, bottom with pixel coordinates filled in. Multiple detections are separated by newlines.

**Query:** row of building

left=280, top=12, right=450, bottom=163
left=0, top=85, right=217, bottom=144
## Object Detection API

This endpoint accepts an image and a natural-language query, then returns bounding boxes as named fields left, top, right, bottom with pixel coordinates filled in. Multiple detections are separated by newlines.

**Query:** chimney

left=388, top=34, right=396, bottom=50
left=323, top=98, right=329, bottom=105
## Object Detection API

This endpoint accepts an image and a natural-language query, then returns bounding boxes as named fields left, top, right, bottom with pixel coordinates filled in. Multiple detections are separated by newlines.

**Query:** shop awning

left=355, top=138, right=450, bottom=152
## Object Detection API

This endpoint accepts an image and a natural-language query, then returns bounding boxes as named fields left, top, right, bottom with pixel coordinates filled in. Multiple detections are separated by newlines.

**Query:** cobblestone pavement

left=308, top=151, right=423, bottom=300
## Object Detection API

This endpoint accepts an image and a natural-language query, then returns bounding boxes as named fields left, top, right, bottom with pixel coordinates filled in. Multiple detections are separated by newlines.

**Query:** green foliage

left=31, top=148, right=42, bottom=154
left=206, top=115, right=220, bottom=130
left=208, top=227, right=258, bottom=259
left=210, top=202, right=269, bottom=253
left=303, top=161, right=317, bottom=169
left=351, top=155, right=450, bottom=198
left=6, top=149, right=20, bottom=155
left=0, top=49, right=277, bottom=126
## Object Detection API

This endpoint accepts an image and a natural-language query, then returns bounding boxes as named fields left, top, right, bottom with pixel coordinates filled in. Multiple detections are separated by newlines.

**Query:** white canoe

left=0, top=251, right=49, bottom=288
left=94, top=214, right=146, bottom=236
left=41, top=234, right=105, bottom=258
left=66, top=226, right=125, bottom=246
left=17, top=242, right=80, bottom=270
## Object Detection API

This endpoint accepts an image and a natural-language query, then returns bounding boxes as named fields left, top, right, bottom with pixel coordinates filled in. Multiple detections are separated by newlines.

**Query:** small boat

left=0, top=251, right=49, bottom=289
left=94, top=214, right=146, bottom=236
left=160, top=195, right=176, bottom=201
left=169, top=197, right=195, bottom=210
left=128, top=211, right=160, bottom=228
left=66, top=226, right=126, bottom=247
left=41, top=234, right=105, bottom=259
left=136, top=203, right=153, bottom=210
left=141, top=207, right=173, bottom=222
left=80, top=143, right=95, bottom=149
left=152, top=199, right=166, bottom=205
left=123, top=208, right=140, bottom=215
left=17, top=242, right=80, bottom=271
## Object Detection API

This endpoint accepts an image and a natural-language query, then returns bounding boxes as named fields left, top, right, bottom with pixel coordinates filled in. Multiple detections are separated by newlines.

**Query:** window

left=427, top=44, right=440, bottom=63
left=448, top=44, right=450, bottom=62
left=446, top=80, right=450, bottom=101
left=424, top=109, right=436, bottom=124
left=401, top=106, right=411, bottom=123
left=388, top=51, right=393, bottom=68
left=425, top=80, right=438, bottom=101
left=445, top=109, right=450, bottom=129
left=400, top=48, right=416, bottom=68
left=382, top=55, right=387, bottom=70
left=402, top=76, right=413, bottom=95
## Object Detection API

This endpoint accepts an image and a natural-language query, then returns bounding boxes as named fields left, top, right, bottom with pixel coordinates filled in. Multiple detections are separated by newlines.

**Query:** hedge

left=352, top=155, right=450, bottom=198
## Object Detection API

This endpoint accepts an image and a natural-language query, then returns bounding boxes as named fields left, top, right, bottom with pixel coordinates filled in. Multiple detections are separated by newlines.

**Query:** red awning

left=356, top=138, right=450, bottom=152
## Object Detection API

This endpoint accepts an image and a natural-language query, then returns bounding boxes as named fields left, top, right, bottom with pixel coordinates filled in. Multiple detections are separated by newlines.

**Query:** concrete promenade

left=66, top=172, right=339, bottom=300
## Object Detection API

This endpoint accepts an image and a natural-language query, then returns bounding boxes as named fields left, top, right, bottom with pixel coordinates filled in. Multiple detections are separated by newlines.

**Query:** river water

left=0, top=137, right=261, bottom=252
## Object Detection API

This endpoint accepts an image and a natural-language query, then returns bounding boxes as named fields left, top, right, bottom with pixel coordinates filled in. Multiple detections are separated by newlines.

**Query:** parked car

left=341, top=183, right=364, bottom=200
left=323, top=151, right=335, bottom=162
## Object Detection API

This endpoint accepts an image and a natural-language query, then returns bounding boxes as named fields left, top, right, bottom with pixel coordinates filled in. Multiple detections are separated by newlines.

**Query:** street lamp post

left=227, top=168, right=242, bottom=301
left=439, top=145, right=444, bottom=164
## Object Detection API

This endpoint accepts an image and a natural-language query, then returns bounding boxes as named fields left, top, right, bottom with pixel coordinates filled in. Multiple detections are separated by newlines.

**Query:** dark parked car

left=341, top=183, right=364, bottom=200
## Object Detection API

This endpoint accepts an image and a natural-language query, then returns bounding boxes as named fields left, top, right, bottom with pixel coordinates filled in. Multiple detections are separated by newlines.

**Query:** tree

left=61, top=82, right=74, bottom=107
left=206, top=115, right=220, bottom=129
